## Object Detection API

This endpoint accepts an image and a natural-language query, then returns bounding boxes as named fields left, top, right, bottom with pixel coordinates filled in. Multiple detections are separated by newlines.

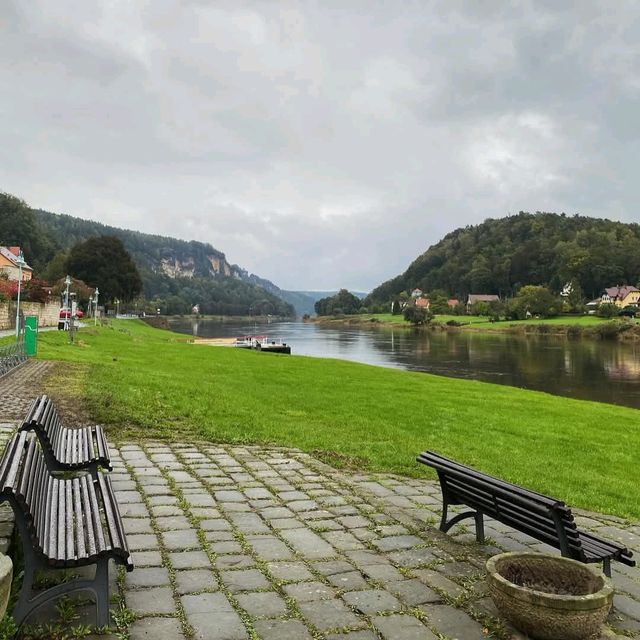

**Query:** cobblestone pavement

left=0, top=359, right=56, bottom=419
left=1, top=363, right=638, bottom=639
left=102, top=441, right=637, bottom=640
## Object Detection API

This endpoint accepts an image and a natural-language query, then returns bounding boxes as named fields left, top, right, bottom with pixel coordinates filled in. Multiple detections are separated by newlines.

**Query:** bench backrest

left=418, top=451, right=586, bottom=562
left=23, top=395, right=64, bottom=451
left=0, top=432, right=129, bottom=566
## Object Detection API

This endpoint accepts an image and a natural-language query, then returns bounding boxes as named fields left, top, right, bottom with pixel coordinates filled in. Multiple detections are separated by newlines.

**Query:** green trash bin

left=24, top=315, right=38, bottom=356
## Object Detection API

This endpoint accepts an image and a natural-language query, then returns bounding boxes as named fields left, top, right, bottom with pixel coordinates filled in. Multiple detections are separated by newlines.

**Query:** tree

left=508, top=285, right=560, bottom=319
left=314, top=289, right=361, bottom=316
left=66, top=236, right=143, bottom=302
left=403, top=306, right=433, bottom=325
left=597, top=303, right=619, bottom=319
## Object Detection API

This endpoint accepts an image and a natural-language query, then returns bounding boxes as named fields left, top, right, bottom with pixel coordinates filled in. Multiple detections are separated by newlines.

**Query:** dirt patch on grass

left=311, top=448, right=370, bottom=470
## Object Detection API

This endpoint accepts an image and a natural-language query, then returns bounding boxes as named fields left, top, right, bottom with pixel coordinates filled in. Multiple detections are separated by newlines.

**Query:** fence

left=0, top=337, right=27, bottom=379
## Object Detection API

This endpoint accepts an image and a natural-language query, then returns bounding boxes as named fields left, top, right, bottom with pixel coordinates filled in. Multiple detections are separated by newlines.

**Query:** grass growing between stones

left=36, top=319, right=640, bottom=520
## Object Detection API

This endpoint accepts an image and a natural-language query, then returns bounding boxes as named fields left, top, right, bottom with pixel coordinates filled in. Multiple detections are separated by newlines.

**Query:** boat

left=255, top=338, right=291, bottom=355
left=234, top=335, right=291, bottom=354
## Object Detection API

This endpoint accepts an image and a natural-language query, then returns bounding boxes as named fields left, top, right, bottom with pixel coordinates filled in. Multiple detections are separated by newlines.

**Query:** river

left=166, top=318, right=640, bottom=409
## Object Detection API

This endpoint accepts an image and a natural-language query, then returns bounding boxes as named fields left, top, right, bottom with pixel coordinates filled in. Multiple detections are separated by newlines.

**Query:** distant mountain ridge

left=365, top=211, right=640, bottom=307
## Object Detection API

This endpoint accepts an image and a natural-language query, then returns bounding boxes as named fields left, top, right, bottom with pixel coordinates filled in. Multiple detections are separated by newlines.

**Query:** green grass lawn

left=35, top=319, right=640, bottom=519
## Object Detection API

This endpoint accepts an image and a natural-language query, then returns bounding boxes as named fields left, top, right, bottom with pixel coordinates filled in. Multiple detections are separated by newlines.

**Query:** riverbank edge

left=307, top=315, right=640, bottom=341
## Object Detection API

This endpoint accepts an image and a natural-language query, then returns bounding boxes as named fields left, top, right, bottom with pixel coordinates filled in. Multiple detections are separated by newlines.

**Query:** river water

left=166, top=318, right=640, bottom=409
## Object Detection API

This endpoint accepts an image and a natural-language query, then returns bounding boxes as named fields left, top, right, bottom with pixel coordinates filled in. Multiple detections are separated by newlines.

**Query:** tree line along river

left=166, top=318, right=640, bottom=410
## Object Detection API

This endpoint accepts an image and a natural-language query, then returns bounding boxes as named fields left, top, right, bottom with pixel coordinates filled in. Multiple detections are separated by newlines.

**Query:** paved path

left=0, top=364, right=638, bottom=639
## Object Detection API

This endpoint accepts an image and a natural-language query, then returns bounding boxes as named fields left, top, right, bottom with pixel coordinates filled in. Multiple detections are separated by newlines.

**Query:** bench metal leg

left=12, top=507, right=112, bottom=629
left=475, top=512, right=485, bottom=544
left=440, top=510, right=481, bottom=534
left=602, top=558, right=612, bottom=578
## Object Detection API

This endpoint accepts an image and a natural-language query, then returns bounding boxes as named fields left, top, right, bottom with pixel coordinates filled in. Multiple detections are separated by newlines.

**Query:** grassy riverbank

left=36, top=319, right=639, bottom=519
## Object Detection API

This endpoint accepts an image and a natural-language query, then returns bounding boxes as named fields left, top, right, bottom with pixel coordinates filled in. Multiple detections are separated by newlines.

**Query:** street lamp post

left=14, top=251, right=26, bottom=339
left=94, top=288, right=100, bottom=326
left=115, top=299, right=120, bottom=318
left=63, top=275, right=72, bottom=331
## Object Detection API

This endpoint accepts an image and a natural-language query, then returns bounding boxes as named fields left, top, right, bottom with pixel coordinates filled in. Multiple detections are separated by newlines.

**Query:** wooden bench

left=21, top=395, right=111, bottom=478
left=417, top=451, right=635, bottom=577
left=0, top=431, right=133, bottom=627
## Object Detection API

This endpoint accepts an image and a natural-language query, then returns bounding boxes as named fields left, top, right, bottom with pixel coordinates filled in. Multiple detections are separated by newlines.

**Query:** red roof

left=604, top=286, right=639, bottom=300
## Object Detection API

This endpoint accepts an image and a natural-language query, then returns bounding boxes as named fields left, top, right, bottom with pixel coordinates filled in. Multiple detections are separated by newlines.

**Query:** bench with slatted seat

left=20, top=395, right=111, bottom=478
left=0, top=430, right=133, bottom=627
left=417, top=451, right=635, bottom=577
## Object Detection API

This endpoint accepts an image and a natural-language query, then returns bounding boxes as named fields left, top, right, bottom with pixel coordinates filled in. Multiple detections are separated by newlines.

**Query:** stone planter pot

left=487, top=552, right=613, bottom=640
left=0, top=553, right=12, bottom=618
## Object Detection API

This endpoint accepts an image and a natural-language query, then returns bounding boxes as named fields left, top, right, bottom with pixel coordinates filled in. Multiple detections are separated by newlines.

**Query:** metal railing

left=0, top=337, right=27, bottom=379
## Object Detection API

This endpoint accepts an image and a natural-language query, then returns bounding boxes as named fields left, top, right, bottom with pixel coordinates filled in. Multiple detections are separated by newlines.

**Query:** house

left=415, top=297, right=430, bottom=309
left=411, top=288, right=423, bottom=298
left=0, top=246, right=33, bottom=282
left=601, top=285, right=640, bottom=308
left=466, top=294, right=500, bottom=312
left=447, top=299, right=459, bottom=309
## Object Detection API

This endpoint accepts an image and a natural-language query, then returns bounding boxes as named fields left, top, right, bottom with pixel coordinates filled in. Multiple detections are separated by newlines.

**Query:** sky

left=1, top=1, right=639, bottom=291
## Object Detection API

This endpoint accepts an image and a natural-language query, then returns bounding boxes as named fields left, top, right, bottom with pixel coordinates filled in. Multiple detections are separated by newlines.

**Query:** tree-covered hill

left=365, top=212, right=640, bottom=306
left=0, top=193, right=294, bottom=316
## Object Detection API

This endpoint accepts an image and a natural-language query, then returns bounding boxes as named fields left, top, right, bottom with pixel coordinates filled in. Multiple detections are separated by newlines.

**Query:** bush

left=597, top=303, right=619, bottom=318
left=403, top=306, right=433, bottom=325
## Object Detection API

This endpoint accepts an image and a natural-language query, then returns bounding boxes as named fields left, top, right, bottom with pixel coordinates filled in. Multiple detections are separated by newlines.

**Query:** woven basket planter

left=487, top=552, right=613, bottom=640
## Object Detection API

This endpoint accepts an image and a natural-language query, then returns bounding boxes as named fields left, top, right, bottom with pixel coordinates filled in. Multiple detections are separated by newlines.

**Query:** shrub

left=597, top=303, right=619, bottom=318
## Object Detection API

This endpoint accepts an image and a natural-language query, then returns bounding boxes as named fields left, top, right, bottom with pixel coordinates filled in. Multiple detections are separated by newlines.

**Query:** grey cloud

left=1, top=1, right=639, bottom=291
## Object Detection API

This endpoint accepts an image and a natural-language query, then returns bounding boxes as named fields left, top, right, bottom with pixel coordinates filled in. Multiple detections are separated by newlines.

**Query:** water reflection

left=167, top=318, right=640, bottom=409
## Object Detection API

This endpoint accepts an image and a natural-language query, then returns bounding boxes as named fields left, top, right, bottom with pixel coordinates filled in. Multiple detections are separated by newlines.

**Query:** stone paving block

left=220, top=568, right=270, bottom=592
left=413, top=569, right=465, bottom=598
left=123, top=518, right=154, bottom=535
left=373, top=535, right=423, bottom=552
left=298, top=599, right=363, bottom=632
left=155, top=515, right=192, bottom=531
left=236, top=591, right=287, bottom=617
left=270, top=517, right=303, bottom=530
left=170, top=550, right=212, bottom=569
left=228, top=512, right=270, bottom=533
left=388, top=578, right=441, bottom=606
left=253, top=619, right=312, bottom=640
left=388, top=547, right=441, bottom=567
left=247, top=535, right=294, bottom=561
left=210, top=540, right=243, bottom=556
left=148, top=495, right=179, bottom=506
left=215, top=490, right=247, bottom=502
left=129, top=616, right=184, bottom=639
left=266, top=561, right=314, bottom=582
left=205, top=529, right=236, bottom=542
left=284, top=581, right=335, bottom=602
left=162, top=529, right=200, bottom=550
left=280, top=528, right=336, bottom=559
left=125, top=566, right=171, bottom=589
left=260, top=506, right=295, bottom=520
left=419, top=603, right=487, bottom=639
left=614, top=593, right=640, bottom=622
left=199, top=517, right=231, bottom=531
left=215, top=554, right=256, bottom=570
left=372, top=614, right=437, bottom=639
left=327, top=570, right=369, bottom=591
left=131, top=550, right=164, bottom=567
left=120, top=503, right=151, bottom=518
left=175, top=569, right=218, bottom=594
left=127, top=534, right=158, bottom=551
left=313, top=559, right=355, bottom=576
left=342, top=588, right=402, bottom=614
left=126, top=586, right=176, bottom=615
left=150, top=504, right=183, bottom=517
left=184, top=493, right=217, bottom=508
left=181, top=592, right=246, bottom=640
left=321, top=530, right=366, bottom=551
left=360, top=564, right=405, bottom=583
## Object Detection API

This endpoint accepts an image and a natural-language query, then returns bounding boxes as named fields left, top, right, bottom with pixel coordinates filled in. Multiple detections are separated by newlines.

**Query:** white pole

left=94, top=288, right=99, bottom=326
left=14, top=252, right=24, bottom=339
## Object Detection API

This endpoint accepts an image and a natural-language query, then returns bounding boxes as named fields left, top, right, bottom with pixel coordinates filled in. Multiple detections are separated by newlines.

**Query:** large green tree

left=66, top=236, right=143, bottom=302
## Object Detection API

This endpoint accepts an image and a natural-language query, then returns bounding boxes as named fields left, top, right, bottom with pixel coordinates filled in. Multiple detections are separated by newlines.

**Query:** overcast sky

left=1, top=1, right=639, bottom=291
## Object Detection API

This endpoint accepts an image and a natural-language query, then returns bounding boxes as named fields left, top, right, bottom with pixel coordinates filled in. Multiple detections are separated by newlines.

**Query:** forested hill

left=0, top=192, right=294, bottom=316
left=365, top=212, right=640, bottom=306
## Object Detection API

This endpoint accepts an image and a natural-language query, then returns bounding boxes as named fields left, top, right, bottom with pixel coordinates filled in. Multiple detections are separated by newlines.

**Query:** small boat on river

left=234, top=335, right=291, bottom=354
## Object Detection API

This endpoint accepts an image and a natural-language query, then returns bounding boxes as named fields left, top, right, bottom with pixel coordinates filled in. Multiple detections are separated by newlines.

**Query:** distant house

left=447, top=299, right=459, bottom=309
left=466, top=294, right=500, bottom=312
left=411, top=288, right=423, bottom=298
left=0, top=246, right=33, bottom=282
left=601, top=285, right=640, bottom=308
left=415, top=297, right=430, bottom=308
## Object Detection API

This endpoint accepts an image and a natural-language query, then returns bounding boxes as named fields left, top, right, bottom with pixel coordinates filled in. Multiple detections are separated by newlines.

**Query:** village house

left=410, top=288, right=423, bottom=298
left=0, top=246, right=33, bottom=282
left=466, top=293, right=500, bottom=313
left=447, top=298, right=459, bottom=309
left=601, top=285, right=640, bottom=308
